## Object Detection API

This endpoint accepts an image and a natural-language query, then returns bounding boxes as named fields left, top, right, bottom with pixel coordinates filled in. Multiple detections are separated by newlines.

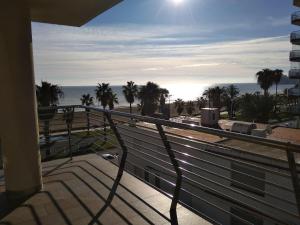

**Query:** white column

left=0, top=1, right=42, bottom=198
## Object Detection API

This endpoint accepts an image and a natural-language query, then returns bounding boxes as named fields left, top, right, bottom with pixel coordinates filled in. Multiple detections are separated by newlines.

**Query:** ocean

left=59, top=83, right=295, bottom=107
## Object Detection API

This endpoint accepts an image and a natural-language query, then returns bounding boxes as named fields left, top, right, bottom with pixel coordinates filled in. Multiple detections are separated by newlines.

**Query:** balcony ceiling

left=29, top=0, right=122, bottom=27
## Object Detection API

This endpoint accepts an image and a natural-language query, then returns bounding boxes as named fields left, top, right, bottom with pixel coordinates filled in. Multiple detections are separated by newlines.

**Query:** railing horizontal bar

left=68, top=115, right=295, bottom=193
left=127, top=152, right=176, bottom=177
left=125, top=160, right=175, bottom=197
left=179, top=165, right=296, bottom=206
left=37, top=105, right=300, bottom=225
left=39, top=105, right=300, bottom=153
left=89, top=130, right=295, bottom=204
left=171, top=147, right=293, bottom=192
left=126, top=160, right=253, bottom=225
left=83, top=106, right=300, bottom=153
left=122, top=136, right=170, bottom=159
left=125, top=137, right=169, bottom=158
left=89, top=116, right=105, bottom=122
left=137, top=123, right=291, bottom=171
left=117, top=130, right=166, bottom=151
left=179, top=186, right=255, bottom=225
left=182, top=175, right=299, bottom=219
left=126, top=144, right=173, bottom=167
left=119, top=126, right=292, bottom=186
left=89, top=112, right=105, bottom=119
left=115, top=122, right=291, bottom=178
left=168, top=138, right=290, bottom=178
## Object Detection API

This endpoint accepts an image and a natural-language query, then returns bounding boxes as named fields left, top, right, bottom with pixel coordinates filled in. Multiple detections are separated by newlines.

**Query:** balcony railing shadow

left=1, top=105, right=300, bottom=225
left=0, top=156, right=186, bottom=225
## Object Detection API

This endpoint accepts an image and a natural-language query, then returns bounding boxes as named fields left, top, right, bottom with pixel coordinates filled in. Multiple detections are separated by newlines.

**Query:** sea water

left=59, top=83, right=294, bottom=107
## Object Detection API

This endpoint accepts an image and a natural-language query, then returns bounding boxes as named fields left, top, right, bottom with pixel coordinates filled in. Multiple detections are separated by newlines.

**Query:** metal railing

left=288, top=88, right=300, bottom=97
left=290, top=50, right=300, bottom=62
left=38, top=105, right=300, bottom=225
left=292, top=11, right=300, bottom=25
left=291, top=31, right=300, bottom=44
left=289, top=69, right=300, bottom=79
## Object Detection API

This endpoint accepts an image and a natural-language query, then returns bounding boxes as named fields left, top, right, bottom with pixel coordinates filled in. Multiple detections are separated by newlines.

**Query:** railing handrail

left=37, top=105, right=300, bottom=224
left=38, top=105, right=300, bottom=153
left=292, top=11, right=300, bottom=18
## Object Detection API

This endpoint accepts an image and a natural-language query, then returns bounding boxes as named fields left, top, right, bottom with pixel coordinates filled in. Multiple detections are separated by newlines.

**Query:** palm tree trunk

left=130, top=103, right=132, bottom=114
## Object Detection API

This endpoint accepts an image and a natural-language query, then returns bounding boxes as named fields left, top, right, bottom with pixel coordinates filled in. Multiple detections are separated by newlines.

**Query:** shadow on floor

left=0, top=158, right=171, bottom=225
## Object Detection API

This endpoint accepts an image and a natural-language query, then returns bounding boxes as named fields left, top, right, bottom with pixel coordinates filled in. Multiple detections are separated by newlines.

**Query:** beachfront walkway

left=0, top=154, right=211, bottom=225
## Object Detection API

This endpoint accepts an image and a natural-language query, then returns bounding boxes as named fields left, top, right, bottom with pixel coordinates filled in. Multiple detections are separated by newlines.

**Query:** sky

left=32, top=0, right=295, bottom=89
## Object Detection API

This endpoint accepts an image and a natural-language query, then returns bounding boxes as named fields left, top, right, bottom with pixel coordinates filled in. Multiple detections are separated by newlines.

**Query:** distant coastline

left=59, top=82, right=295, bottom=107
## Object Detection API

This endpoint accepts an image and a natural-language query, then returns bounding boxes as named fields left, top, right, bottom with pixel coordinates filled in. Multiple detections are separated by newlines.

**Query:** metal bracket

left=156, top=124, right=182, bottom=225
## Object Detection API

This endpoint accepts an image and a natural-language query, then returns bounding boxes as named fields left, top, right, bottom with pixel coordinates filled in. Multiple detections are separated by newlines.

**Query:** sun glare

left=171, top=0, right=184, bottom=6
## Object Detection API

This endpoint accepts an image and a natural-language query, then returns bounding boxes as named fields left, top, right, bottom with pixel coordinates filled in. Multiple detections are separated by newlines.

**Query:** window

left=231, top=163, right=265, bottom=196
left=231, top=207, right=263, bottom=225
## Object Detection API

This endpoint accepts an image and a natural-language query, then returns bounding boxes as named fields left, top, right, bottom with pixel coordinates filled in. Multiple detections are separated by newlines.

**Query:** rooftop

left=0, top=154, right=211, bottom=225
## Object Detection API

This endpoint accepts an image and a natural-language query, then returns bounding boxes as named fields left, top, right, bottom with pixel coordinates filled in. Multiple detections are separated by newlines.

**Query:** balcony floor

left=0, top=154, right=211, bottom=225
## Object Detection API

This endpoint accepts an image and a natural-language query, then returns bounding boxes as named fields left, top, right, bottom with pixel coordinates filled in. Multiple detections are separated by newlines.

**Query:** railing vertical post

left=156, top=124, right=182, bottom=225
left=286, top=148, right=300, bottom=217
left=104, top=112, right=128, bottom=203
left=63, top=107, right=74, bottom=160
left=69, top=107, right=74, bottom=160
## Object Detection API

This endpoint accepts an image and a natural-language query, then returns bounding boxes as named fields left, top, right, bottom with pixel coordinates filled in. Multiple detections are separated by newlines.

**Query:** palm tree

left=108, top=92, right=119, bottom=110
left=203, top=86, right=224, bottom=108
left=273, top=69, right=283, bottom=97
left=36, top=81, right=63, bottom=107
left=95, top=83, right=113, bottom=142
left=159, top=88, right=169, bottom=116
left=174, top=99, right=185, bottom=116
left=196, top=97, right=206, bottom=111
left=95, top=83, right=111, bottom=109
left=186, top=101, right=195, bottom=116
left=138, top=82, right=161, bottom=116
left=36, top=81, right=63, bottom=156
left=122, top=81, right=138, bottom=114
left=80, top=94, right=94, bottom=134
left=203, top=88, right=213, bottom=108
left=239, top=93, right=275, bottom=123
left=224, top=85, right=240, bottom=119
left=256, top=69, right=274, bottom=96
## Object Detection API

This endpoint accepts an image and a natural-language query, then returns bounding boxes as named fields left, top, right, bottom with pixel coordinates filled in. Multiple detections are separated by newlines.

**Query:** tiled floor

left=0, top=154, right=211, bottom=225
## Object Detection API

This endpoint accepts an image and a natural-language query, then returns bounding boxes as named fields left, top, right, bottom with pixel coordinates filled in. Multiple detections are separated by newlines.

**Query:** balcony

left=289, top=69, right=300, bottom=79
left=291, top=31, right=300, bottom=45
left=1, top=105, right=300, bottom=225
left=292, top=12, right=300, bottom=26
left=0, top=154, right=210, bottom=225
left=295, top=0, right=300, bottom=7
left=290, top=50, right=300, bottom=62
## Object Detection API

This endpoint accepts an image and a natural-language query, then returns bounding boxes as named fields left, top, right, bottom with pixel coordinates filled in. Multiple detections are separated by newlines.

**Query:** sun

left=171, top=0, right=184, bottom=6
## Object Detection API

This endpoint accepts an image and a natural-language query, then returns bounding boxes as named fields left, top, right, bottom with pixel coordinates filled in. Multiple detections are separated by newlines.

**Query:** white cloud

left=31, top=23, right=290, bottom=86
left=267, top=16, right=290, bottom=27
